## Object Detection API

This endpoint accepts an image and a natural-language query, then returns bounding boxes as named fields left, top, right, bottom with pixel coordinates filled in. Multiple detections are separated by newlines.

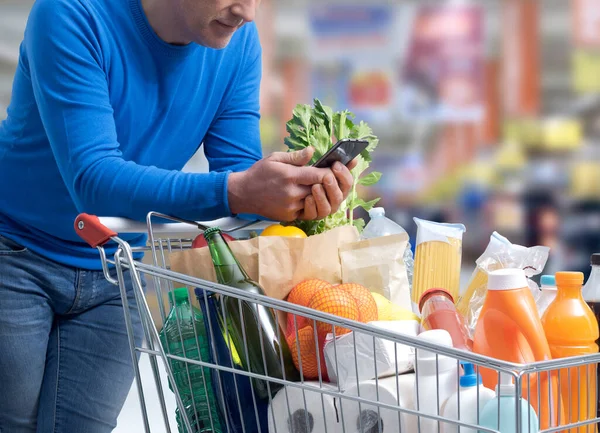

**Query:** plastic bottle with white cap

left=478, top=372, right=539, bottom=433
left=536, top=275, right=557, bottom=317
left=440, top=362, right=495, bottom=433
left=413, top=329, right=459, bottom=433
left=361, top=207, right=414, bottom=288
left=472, top=268, right=559, bottom=430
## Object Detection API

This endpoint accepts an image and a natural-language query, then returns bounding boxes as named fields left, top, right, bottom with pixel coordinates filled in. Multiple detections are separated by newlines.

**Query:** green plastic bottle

left=159, top=287, right=223, bottom=433
left=203, top=226, right=299, bottom=400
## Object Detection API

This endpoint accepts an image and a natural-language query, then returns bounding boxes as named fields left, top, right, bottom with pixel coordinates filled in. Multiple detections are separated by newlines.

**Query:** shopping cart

left=75, top=211, right=600, bottom=433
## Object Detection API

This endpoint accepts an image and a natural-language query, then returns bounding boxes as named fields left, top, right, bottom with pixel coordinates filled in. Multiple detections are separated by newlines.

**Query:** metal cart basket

left=75, top=212, right=600, bottom=433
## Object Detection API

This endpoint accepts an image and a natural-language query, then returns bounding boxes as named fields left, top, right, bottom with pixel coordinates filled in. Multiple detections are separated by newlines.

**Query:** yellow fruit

left=336, top=283, right=378, bottom=323
left=260, top=224, right=307, bottom=238
left=370, top=292, right=419, bottom=322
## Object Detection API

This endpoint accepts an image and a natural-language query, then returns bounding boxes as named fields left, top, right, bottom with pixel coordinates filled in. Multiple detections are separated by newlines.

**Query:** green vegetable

left=283, top=98, right=382, bottom=236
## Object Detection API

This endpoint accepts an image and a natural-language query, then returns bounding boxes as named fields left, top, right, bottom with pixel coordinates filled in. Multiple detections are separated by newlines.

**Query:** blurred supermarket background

left=1, top=0, right=599, bottom=430
left=3, top=0, right=598, bottom=279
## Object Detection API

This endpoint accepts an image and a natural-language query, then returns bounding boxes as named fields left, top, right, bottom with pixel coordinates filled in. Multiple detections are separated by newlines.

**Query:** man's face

left=177, top=0, right=261, bottom=49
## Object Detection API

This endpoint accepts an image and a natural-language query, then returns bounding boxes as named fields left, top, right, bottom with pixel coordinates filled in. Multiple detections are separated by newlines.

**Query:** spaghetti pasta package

left=456, top=231, right=550, bottom=335
left=411, top=218, right=466, bottom=314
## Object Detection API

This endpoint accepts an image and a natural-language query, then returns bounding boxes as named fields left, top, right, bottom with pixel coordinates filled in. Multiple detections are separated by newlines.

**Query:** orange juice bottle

left=473, top=268, right=561, bottom=430
left=542, top=272, right=599, bottom=433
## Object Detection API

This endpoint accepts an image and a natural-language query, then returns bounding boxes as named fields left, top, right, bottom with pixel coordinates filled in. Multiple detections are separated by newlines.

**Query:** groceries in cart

left=162, top=207, right=600, bottom=433
left=159, top=288, right=224, bottom=433
left=419, top=287, right=473, bottom=351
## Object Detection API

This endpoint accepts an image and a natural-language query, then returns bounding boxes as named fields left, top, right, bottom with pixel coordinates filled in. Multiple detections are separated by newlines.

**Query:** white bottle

left=440, top=362, right=495, bottom=433
left=414, top=329, right=459, bottom=433
left=361, top=207, right=415, bottom=288
left=582, top=253, right=600, bottom=310
left=536, top=275, right=557, bottom=317
left=479, top=373, right=539, bottom=433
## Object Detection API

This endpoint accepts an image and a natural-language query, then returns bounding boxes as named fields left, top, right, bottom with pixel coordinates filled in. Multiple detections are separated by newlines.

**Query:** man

left=0, top=0, right=355, bottom=431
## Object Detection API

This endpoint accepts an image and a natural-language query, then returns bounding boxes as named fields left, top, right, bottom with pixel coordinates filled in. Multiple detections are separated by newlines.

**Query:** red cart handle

left=74, top=213, right=118, bottom=248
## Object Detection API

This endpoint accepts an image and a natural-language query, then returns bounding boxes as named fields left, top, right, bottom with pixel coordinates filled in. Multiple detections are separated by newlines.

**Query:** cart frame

left=74, top=211, right=600, bottom=433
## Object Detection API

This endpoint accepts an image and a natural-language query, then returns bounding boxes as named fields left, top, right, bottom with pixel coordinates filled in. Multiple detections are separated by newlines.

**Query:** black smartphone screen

left=312, top=139, right=369, bottom=168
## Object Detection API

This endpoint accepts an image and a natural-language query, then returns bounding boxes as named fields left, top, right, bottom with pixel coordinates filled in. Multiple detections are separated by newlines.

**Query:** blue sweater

left=0, top=0, right=263, bottom=269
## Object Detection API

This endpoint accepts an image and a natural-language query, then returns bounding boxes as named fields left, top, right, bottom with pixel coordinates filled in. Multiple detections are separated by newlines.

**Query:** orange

left=287, top=325, right=324, bottom=380
left=286, top=279, right=332, bottom=338
left=308, top=286, right=359, bottom=339
left=260, top=224, right=307, bottom=238
left=336, top=283, right=378, bottom=323
left=287, top=279, right=332, bottom=306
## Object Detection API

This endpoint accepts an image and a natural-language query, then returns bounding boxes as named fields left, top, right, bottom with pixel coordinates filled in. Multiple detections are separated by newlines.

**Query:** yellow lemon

left=370, top=292, right=419, bottom=322
left=260, top=224, right=307, bottom=238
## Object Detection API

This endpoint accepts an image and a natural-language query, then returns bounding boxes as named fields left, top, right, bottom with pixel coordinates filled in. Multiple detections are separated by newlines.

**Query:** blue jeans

left=0, top=234, right=143, bottom=433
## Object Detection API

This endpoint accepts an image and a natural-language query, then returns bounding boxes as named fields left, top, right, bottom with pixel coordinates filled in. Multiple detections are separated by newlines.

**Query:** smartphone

left=311, top=139, right=369, bottom=168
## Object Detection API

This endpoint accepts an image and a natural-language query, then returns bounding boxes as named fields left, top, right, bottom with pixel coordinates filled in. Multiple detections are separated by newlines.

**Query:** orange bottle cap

left=488, top=269, right=528, bottom=291
left=555, top=271, right=584, bottom=286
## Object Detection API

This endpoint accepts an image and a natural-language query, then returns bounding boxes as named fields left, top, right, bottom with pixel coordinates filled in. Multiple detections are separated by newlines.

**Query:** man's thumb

left=271, top=147, right=314, bottom=166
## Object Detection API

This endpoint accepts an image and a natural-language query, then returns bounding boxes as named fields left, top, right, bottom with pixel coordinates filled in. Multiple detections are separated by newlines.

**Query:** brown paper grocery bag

left=339, top=233, right=411, bottom=311
left=169, top=225, right=360, bottom=300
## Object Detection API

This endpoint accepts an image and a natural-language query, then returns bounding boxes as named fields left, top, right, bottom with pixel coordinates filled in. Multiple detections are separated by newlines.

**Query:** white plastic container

left=478, top=373, right=539, bottom=433
left=413, top=329, right=459, bottom=433
left=361, top=207, right=414, bottom=288
left=440, top=362, right=495, bottom=433
left=536, top=275, right=557, bottom=317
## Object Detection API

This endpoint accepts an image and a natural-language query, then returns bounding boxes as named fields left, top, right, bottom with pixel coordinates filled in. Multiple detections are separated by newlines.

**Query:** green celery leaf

left=351, top=155, right=369, bottom=178
left=332, top=110, right=354, bottom=141
left=284, top=136, right=306, bottom=151
left=314, top=99, right=334, bottom=137
left=358, top=171, right=382, bottom=186
left=353, top=218, right=366, bottom=233
left=352, top=197, right=381, bottom=212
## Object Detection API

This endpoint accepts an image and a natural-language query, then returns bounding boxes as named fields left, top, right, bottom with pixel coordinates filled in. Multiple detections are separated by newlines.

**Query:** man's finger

left=293, top=166, right=332, bottom=186
left=289, top=185, right=312, bottom=200
left=300, top=195, right=317, bottom=220
left=322, top=173, right=343, bottom=212
left=312, top=184, right=331, bottom=219
left=332, top=162, right=354, bottom=198
left=269, top=147, right=315, bottom=167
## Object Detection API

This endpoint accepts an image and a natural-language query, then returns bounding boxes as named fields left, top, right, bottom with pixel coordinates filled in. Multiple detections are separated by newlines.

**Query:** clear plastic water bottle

left=361, top=207, right=414, bottom=288
left=159, top=288, right=223, bottom=433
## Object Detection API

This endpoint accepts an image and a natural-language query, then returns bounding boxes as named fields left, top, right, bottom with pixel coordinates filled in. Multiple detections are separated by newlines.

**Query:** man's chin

left=196, top=35, right=233, bottom=50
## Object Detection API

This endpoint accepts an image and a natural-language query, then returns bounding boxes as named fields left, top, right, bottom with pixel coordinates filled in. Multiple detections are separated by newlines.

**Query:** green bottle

left=159, top=288, right=223, bottom=433
left=203, top=227, right=299, bottom=400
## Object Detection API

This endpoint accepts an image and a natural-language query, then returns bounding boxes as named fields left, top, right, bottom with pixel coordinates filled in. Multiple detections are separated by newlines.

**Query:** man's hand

left=228, top=147, right=355, bottom=221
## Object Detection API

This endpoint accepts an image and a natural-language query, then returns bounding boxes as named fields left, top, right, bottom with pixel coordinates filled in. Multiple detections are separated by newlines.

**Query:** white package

left=323, top=320, right=419, bottom=391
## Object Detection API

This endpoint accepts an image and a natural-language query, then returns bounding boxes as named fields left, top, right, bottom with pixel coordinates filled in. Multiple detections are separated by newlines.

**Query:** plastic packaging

left=414, top=329, right=459, bottom=433
left=536, top=275, right=557, bottom=317
left=343, top=375, right=417, bottom=433
left=478, top=373, right=539, bottom=433
left=456, top=231, right=550, bottom=335
left=440, top=362, right=495, bottom=433
left=472, top=269, right=560, bottom=430
left=582, top=253, right=600, bottom=424
left=411, top=218, right=466, bottom=313
left=419, top=288, right=472, bottom=351
left=323, top=320, right=419, bottom=390
left=542, top=272, right=599, bottom=433
left=361, top=207, right=415, bottom=289
left=159, top=288, right=223, bottom=433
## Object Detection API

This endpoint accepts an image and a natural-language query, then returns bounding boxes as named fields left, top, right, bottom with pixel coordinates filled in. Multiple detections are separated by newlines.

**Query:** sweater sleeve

left=24, top=0, right=233, bottom=222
